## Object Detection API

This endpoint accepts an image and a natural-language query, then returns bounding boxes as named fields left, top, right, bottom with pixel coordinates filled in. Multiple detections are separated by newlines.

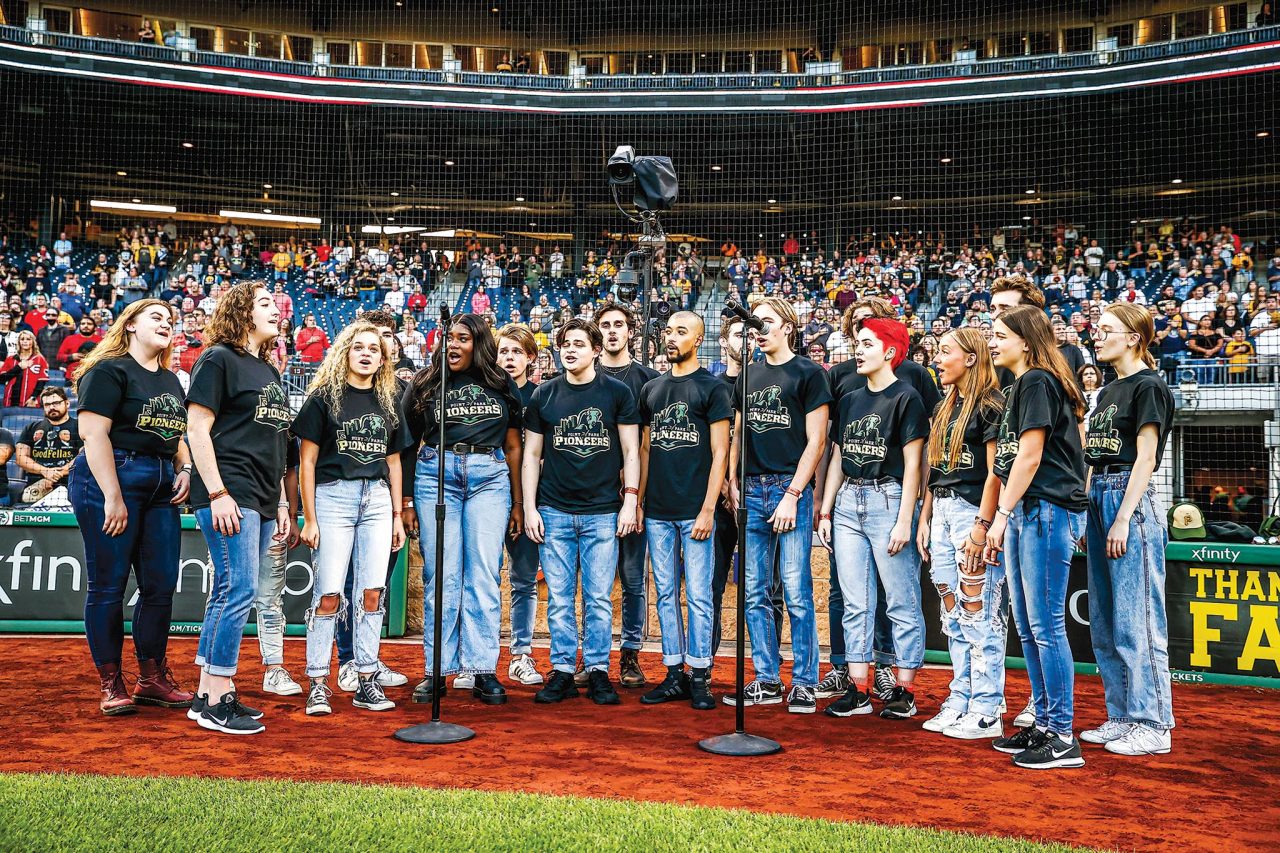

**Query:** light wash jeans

left=743, top=475, right=819, bottom=687
left=417, top=448, right=512, bottom=676
left=646, top=518, right=715, bottom=669
left=539, top=506, right=618, bottom=674
left=506, top=531, right=540, bottom=656
left=929, top=493, right=1008, bottom=717
left=254, top=542, right=288, bottom=666
left=195, top=508, right=277, bottom=677
left=831, top=480, right=925, bottom=669
left=304, top=478, right=393, bottom=678
left=1087, top=473, right=1174, bottom=731
left=1005, top=499, right=1086, bottom=736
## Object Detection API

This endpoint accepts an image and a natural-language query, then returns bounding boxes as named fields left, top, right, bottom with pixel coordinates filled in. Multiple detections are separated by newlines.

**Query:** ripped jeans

left=304, top=478, right=393, bottom=678
left=929, top=492, right=1008, bottom=717
left=253, top=542, right=289, bottom=667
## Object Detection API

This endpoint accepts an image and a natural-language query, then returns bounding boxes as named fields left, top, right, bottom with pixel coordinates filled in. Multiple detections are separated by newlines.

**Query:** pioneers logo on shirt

left=747, top=385, right=791, bottom=433
left=841, top=414, right=887, bottom=465
left=135, top=393, right=186, bottom=441
left=254, top=383, right=292, bottom=432
left=336, top=413, right=389, bottom=465
left=1085, top=404, right=1122, bottom=457
left=934, top=418, right=975, bottom=474
left=650, top=402, right=700, bottom=451
left=552, top=407, right=611, bottom=458
left=995, top=407, right=1020, bottom=464
left=446, top=384, right=504, bottom=425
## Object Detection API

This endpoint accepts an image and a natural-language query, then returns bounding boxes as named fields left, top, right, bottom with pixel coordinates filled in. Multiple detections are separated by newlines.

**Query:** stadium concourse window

left=1182, top=426, right=1269, bottom=531
left=189, top=25, right=214, bottom=52
left=41, top=5, right=70, bottom=33
left=1063, top=27, right=1094, bottom=53
left=1107, top=23, right=1135, bottom=48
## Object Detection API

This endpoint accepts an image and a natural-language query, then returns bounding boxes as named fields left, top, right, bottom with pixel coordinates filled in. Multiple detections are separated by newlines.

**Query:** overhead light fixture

left=219, top=209, right=322, bottom=225
left=710, top=165, right=722, bottom=171
left=263, top=183, right=273, bottom=189
left=940, top=157, right=953, bottom=164
left=115, top=170, right=127, bottom=176
left=767, top=198, right=777, bottom=204
left=529, top=222, right=537, bottom=226
left=131, top=198, right=141, bottom=203
left=1171, top=178, right=1184, bottom=184
left=91, top=199, right=177, bottom=214
left=444, top=160, right=455, bottom=166
left=1257, top=131, right=1271, bottom=138
left=1025, top=188, right=1036, bottom=194
left=515, top=196, right=525, bottom=201
left=891, top=195, right=902, bottom=201
left=1156, top=188, right=1196, bottom=196
left=491, top=6, right=500, bottom=13
left=361, top=225, right=426, bottom=235
left=386, top=216, right=395, bottom=222
left=1021, top=215, right=1032, bottom=220
left=181, top=142, right=194, bottom=149
left=390, top=191, right=400, bottom=197
left=263, top=208, right=273, bottom=213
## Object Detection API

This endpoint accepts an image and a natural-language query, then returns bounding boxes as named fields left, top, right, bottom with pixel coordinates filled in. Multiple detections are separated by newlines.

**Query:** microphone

left=725, top=298, right=766, bottom=332
left=439, top=303, right=452, bottom=328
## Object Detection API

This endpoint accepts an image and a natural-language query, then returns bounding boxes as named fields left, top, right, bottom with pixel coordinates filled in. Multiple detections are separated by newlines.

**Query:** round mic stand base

left=698, top=730, right=782, bottom=757
left=394, top=720, right=476, bottom=745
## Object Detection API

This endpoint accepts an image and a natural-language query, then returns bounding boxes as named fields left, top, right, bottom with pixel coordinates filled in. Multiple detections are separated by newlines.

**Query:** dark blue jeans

left=69, top=451, right=180, bottom=666
left=711, top=500, right=783, bottom=659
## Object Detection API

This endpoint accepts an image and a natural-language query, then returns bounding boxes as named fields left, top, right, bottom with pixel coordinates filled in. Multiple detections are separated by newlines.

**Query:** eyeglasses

left=1092, top=327, right=1131, bottom=341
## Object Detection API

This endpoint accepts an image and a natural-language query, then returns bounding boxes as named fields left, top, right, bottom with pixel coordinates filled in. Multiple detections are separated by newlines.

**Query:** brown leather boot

left=132, top=657, right=194, bottom=708
left=97, top=663, right=137, bottom=716
left=619, top=648, right=647, bottom=688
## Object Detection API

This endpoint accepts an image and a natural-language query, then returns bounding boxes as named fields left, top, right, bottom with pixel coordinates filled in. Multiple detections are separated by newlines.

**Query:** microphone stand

left=396, top=306, right=476, bottom=745
left=699, top=304, right=782, bottom=757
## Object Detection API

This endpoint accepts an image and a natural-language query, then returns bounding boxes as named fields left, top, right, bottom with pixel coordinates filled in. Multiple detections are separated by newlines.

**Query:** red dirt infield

left=2, top=635, right=1277, bottom=852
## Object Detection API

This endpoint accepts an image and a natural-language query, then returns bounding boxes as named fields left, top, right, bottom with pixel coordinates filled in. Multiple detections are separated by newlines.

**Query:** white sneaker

left=1104, top=724, right=1171, bottom=756
left=1012, top=698, right=1036, bottom=728
left=262, top=667, right=302, bottom=696
left=374, top=660, right=408, bottom=687
left=922, top=706, right=965, bottom=733
left=1080, top=719, right=1131, bottom=744
left=998, top=697, right=1008, bottom=714
left=943, top=711, right=1005, bottom=740
left=508, top=653, right=545, bottom=685
left=453, top=674, right=475, bottom=690
left=337, top=661, right=359, bottom=693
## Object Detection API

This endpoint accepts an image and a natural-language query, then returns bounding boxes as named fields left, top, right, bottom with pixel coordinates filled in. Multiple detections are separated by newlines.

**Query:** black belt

left=447, top=443, right=496, bottom=455
left=1097, top=464, right=1132, bottom=475
left=847, top=477, right=896, bottom=487
left=932, top=486, right=962, bottom=498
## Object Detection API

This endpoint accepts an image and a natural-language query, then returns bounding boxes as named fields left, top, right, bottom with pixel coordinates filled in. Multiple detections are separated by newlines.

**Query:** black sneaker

left=306, top=681, right=333, bottom=716
left=873, top=665, right=898, bottom=701
left=186, top=692, right=207, bottom=722
left=586, top=670, right=621, bottom=705
left=993, top=726, right=1051, bottom=755
left=689, top=668, right=715, bottom=711
left=472, top=673, right=508, bottom=705
left=232, top=696, right=263, bottom=720
left=353, top=677, right=395, bottom=711
left=534, top=670, right=580, bottom=703
left=411, top=676, right=447, bottom=704
left=640, top=666, right=690, bottom=705
left=721, top=679, right=784, bottom=707
left=814, top=665, right=849, bottom=699
left=197, top=691, right=265, bottom=735
left=1012, top=733, right=1086, bottom=770
left=879, top=686, right=917, bottom=720
left=825, top=685, right=873, bottom=717
left=787, top=684, right=817, bottom=714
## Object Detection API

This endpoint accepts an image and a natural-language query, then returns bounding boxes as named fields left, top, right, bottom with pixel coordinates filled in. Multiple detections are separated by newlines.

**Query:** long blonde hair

left=73, top=298, right=174, bottom=393
left=928, top=328, right=1004, bottom=470
left=1103, top=303, right=1158, bottom=369
left=305, top=321, right=399, bottom=429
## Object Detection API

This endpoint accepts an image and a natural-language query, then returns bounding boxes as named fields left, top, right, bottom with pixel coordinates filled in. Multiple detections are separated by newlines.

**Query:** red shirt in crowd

left=295, top=326, right=330, bottom=363
left=56, top=331, right=103, bottom=367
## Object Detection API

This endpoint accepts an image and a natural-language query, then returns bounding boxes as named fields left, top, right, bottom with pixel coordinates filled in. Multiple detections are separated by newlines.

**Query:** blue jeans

left=617, top=530, right=648, bottom=651
left=711, top=501, right=783, bottom=657
left=538, top=506, right=618, bottom=674
left=1005, top=499, right=1086, bottom=735
left=1087, top=473, right=1174, bottom=731
left=831, top=481, right=925, bottom=670
left=827, top=557, right=896, bottom=667
left=253, top=542, right=288, bottom=666
left=743, top=475, right=819, bottom=686
left=69, top=452, right=180, bottom=666
left=417, top=448, right=511, bottom=676
left=195, top=507, right=277, bottom=676
left=507, top=531, right=540, bottom=656
left=646, top=518, right=715, bottom=668
left=305, top=478, right=393, bottom=677
left=929, top=493, right=1008, bottom=716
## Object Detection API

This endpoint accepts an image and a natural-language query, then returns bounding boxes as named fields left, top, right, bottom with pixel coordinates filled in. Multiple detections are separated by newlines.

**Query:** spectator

left=15, top=387, right=80, bottom=503
left=0, top=330, right=48, bottom=406
left=0, top=425, right=12, bottom=505
left=1187, top=314, right=1225, bottom=382
left=271, top=281, right=294, bottom=324
left=1224, top=328, right=1255, bottom=384
left=53, top=231, right=73, bottom=270
left=398, top=315, right=426, bottom=367
left=295, top=313, right=330, bottom=363
left=36, top=308, right=71, bottom=366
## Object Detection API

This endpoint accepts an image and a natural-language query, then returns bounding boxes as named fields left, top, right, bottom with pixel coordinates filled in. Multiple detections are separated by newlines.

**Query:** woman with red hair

left=817, top=317, right=929, bottom=721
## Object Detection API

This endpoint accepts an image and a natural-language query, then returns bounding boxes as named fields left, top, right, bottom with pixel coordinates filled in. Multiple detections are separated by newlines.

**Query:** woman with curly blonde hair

left=186, top=281, right=292, bottom=735
left=293, top=322, right=408, bottom=716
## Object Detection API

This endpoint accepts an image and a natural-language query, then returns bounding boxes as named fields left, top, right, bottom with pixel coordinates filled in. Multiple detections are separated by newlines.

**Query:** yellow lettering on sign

left=1190, top=567, right=1213, bottom=599
left=1189, top=601, right=1237, bottom=667
left=1242, top=572, right=1266, bottom=603
left=1237, top=606, right=1280, bottom=672
left=1214, top=569, right=1238, bottom=600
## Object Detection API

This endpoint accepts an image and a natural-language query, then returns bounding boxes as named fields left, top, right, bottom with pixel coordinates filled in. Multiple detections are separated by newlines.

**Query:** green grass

left=0, top=772, right=1090, bottom=852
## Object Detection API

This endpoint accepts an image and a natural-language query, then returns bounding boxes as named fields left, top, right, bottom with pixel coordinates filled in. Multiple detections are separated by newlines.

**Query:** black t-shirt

left=76, top=356, right=186, bottom=457
left=1058, top=343, right=1087, bottom=387
left=930, top=398, right=1003, bottom=507
left=1084, top=369, right=1174, bottom=470
left=996, top=366, right=1017, bottom=397
left=640, top=368, right=733, bottom=521
left=515, top=378, right=537, bottom=413
left=993, top=368, right=1087, bottom=511
left=407, top=370, right=521, bottom=450
left=599, top=361, right=661, bottom=405
left=830, top=380, right=929, bottom=483
left=733, top=355, right=832, bottom=476
left=185, top=344, right=291, bottom=518
left=830, top=357, right=942, bottom=415
left=0, top=427, right=11, bottom=495
left=294, top=386, right=410, bottom=485
left=525, top=371, right=640, bottom=513
left=18, top=417, right=82, bottom=484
